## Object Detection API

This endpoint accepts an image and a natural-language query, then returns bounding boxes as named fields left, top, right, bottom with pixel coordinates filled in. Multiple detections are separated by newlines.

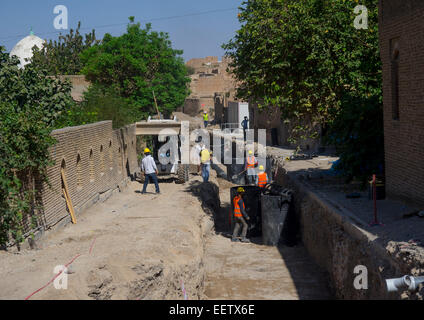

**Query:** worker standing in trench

left=232, top=187, right=250, bottom=243
left=256, top=165, right=268, bottom=189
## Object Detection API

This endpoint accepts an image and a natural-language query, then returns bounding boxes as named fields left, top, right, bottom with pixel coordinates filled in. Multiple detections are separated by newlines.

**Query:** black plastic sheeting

left=261, top=185, right=297, bottom=246
left=230, top=186, right=263, bottom=238
left=227, top=160, right=246, bottom=185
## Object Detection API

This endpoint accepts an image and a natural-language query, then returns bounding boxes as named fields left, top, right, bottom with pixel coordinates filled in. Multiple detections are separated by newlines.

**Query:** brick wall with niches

left=38, top=121, right=139, bottom=230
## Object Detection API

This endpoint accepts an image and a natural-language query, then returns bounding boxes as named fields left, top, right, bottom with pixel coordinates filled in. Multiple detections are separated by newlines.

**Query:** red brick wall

left=39, top=121, right=138, bottom=229
left=379, top=0, right=424, bottom=205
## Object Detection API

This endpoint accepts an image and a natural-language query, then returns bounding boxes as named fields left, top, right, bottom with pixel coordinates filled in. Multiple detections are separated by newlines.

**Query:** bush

left=0, top=48, right=73, bottom=246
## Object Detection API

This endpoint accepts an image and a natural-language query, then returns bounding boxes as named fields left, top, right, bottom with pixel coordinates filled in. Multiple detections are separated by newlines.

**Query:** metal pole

left=370, top=174, right=383, bottom=226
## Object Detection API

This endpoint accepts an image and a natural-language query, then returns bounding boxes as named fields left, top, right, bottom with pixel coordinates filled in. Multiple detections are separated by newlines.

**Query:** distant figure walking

left=140, top=148, right=160, bottom=194
left=241, top=116, right=249, bottom=141
left=203, top=111, right=209, bottom=128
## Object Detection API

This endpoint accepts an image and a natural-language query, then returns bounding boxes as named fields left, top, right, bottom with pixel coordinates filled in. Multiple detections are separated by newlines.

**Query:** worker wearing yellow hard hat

left=232, top=186, right=250, bottom=243
left=203, top=110, right=209, bottom=128
left=140, top=147, right=160, bottom=194
left=256, top=165, right=268, bottom=188
left=245, top=150, right=258, bottom=185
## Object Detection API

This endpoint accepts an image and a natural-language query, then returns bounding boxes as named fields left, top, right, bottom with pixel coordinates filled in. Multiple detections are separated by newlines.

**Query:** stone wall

left=379, top=0, right=424, bottom=206
left=56, top=75, right=90, bottom=102
left=38, top=121, right=139, bottom=230
left=274, top=161, right=423, bottom=299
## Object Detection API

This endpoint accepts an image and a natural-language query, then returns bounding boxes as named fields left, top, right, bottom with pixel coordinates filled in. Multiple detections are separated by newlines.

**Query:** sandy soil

left=0, top=156, right=333, bottom=300
left=0, top=176, right=212, bottom=300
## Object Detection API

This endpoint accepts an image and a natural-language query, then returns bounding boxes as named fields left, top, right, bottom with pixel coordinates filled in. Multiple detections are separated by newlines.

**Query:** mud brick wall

left=379, top=0, right=424, bottom=206
left=39, top=121, right=138, bottom=230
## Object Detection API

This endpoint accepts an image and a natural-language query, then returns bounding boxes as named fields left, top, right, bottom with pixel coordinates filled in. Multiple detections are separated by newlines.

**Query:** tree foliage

left=0, top=47, right=73, bottom=246
left=57, top=84, right=135, bottom=129
left=31, top=22, right=99, bottom=75
left=223, top=0, right=382, bottom=181
left=80, top=20, right=190, bottom=120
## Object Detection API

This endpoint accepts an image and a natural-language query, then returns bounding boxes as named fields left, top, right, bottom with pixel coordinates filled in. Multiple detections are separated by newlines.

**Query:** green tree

left=58, top=84, right=135, bottom=129
left=80, top=20, right=190, bottom=120
left=0, top=47, right=73, bottom=246
left=223, top=0, right=382, bottom=181
left=31, top=22, right=99, bottom=75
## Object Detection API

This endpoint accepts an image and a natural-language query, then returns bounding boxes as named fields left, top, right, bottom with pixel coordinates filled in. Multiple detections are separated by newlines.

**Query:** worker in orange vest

left=256, top=165, right=268, bottom=188
left=245, top=150, right=258, bottom=185
left=232, top=187, right=250, bottom=243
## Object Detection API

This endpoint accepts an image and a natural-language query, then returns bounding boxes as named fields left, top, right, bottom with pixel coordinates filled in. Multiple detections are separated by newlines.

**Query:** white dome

left=10, top=34, right=45, bottom=68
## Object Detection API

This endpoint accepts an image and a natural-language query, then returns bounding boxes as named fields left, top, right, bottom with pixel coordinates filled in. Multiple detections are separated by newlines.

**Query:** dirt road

left=0, top=177, right=212, bottom=300
left=0, top=166, right=332, bottom=300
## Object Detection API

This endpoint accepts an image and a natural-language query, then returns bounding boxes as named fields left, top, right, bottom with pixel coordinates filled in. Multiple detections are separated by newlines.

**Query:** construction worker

left=256, top=165, right=268, bottom=188
left=140, top=148, right=160, bottom=194
left=203, top=111, right=209, bottom=128
left=245, top=150, right=258, bottom=185
left=200, top=146, right=212, bottom=182
left=232, top=187, right=250, bottom=243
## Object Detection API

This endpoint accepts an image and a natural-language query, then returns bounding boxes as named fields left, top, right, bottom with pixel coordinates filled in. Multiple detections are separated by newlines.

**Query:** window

left=109, top=140, right=113, bottom=170
left=76, top=154, right=82, bottom=190
left=390, top=38, right=400, bottom=120
left=60, top=159, right=66, bottom=193
left=100, top=145, right=105, bottom=176
left=89, top=149, right=94, bottom=182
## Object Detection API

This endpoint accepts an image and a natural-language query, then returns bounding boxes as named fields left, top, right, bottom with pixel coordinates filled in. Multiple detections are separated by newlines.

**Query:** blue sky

left=0, top=0, right=242, bottom=61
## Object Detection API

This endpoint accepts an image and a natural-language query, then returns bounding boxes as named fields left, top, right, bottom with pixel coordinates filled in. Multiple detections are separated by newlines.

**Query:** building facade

left=379, top=0, right=424, bottom=205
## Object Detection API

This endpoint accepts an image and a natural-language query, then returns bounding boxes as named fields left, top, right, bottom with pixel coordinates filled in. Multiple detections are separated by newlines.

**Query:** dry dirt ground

left=0, top=167, right=332, bottom=300
left=0, top=176, right=212, bottom=300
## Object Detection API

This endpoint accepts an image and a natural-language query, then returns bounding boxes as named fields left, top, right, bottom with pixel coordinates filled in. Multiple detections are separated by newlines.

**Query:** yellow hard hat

left=248, top=150, right=253, bottom=155
left=237, top=187, right=245, bottom=193
left=259, top=165, right=264, bottom=171
left=144, top=148, right=151, bottom=153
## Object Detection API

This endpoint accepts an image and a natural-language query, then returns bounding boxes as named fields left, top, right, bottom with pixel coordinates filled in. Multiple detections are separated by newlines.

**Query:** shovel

left=232, top=169, right=246, bottom=181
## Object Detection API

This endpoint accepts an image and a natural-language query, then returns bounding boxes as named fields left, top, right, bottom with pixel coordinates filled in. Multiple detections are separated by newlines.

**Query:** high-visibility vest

left=200, top=149, right=210, bottom=163
left=203, top=113, right=208, bottom=121
left=257, top=172, right=268, bottom=188
left=233, top=195, right=245, bottom=217
left=246, top=156, right=256, bottom=169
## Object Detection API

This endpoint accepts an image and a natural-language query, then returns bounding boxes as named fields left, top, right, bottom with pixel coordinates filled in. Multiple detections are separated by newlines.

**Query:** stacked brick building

left=379, top=0, right=424, bottom=205
left=184, top=56, right=236, bottom=116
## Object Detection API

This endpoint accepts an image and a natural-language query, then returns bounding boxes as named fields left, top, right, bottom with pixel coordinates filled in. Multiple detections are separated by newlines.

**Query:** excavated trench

left=192, top=159, right=332, bottom=300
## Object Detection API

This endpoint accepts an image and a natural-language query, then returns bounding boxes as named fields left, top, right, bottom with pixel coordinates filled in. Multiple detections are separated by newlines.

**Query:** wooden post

left=61, top=168, right=77, bottom=224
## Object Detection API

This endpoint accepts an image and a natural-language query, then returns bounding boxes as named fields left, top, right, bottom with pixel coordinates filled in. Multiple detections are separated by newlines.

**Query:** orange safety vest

left=257, top=172, right=268, bottom=188
left=233, top=195, right=245, bottom=217
left=246, top=156, right=256, bottom=169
